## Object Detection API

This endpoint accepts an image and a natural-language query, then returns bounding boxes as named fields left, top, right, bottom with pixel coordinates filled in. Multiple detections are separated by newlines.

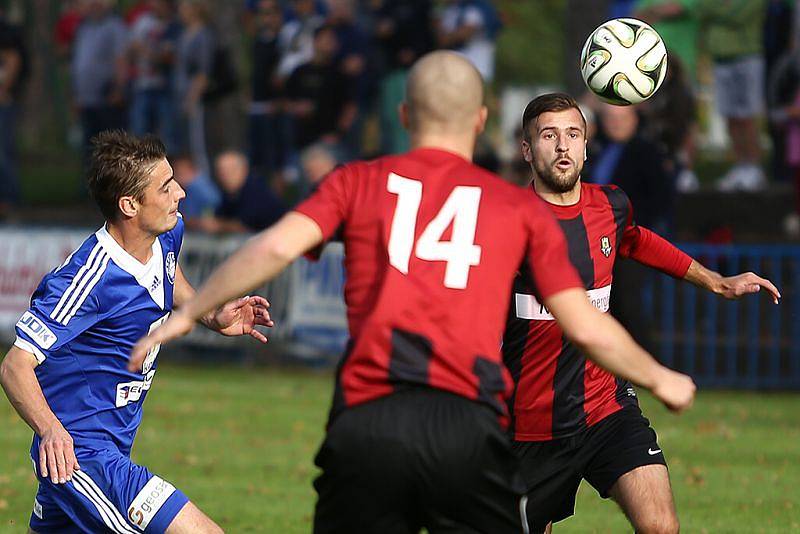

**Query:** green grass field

left=2, top=365, right=799, bottom=533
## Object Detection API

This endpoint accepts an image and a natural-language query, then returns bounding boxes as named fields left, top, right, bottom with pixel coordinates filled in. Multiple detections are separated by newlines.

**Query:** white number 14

left=387, top=173, right=482, bottom=289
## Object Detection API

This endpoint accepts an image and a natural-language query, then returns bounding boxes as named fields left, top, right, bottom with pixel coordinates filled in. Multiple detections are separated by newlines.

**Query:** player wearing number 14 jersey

left=0, top=131, right=272, bottom=534
left=130, top=52, right=696, bottom=534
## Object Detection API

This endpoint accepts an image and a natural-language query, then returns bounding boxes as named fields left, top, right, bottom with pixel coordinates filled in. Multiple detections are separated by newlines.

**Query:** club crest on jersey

left=600, top=236, right=612, bottom=258
left=165, top=251, right=176, bottom=284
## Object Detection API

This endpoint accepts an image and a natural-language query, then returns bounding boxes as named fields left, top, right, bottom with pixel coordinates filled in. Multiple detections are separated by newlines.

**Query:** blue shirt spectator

left=214, top=150, right=286, bottom=232
left=173, top=153, right=221, bottom=223
left=72, top=10, right=128, bottom=108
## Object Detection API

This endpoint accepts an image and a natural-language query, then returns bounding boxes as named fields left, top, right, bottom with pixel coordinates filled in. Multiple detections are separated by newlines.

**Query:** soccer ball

left=580, top=18, right=668, bottom=105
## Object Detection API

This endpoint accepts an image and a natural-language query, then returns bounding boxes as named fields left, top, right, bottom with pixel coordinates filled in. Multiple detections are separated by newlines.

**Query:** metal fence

left=643, top=244, right=800, bottom=389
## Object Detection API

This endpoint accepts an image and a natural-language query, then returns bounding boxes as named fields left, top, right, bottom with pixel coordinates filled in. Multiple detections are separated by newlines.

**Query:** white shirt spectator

left=276, top=14, right=324, bottom=79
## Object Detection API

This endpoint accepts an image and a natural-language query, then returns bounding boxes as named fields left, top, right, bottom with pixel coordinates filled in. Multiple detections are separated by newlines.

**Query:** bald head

left=404, top=51, right=485, bottom=134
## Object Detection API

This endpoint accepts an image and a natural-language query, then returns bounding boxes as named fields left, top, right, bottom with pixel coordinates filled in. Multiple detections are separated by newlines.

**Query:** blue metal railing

left=642, top=244, right=800, bottom=389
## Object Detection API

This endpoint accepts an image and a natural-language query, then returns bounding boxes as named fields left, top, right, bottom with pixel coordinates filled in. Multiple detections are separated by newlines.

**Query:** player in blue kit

left=0, top=131, right=273, bottom=533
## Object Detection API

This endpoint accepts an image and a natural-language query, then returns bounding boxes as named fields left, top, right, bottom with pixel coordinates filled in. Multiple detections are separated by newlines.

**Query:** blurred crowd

left=0, top=0, right=501, bottom=231
left=3, top=0, right=800, bottom=237
left=563, top=0, right=800, bottom=237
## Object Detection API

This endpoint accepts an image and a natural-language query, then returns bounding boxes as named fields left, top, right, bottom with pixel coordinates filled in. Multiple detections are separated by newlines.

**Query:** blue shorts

left=29, top=445, right=189, bottom=534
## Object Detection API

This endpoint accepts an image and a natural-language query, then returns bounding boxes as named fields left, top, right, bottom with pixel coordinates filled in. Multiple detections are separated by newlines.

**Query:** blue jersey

left=14, top=217, right=184, bottom=456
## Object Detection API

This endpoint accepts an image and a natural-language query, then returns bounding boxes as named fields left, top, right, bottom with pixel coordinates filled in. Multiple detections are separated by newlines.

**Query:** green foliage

left=495, top=0, right=568, bottom=87
left=1, top=365, right=798, bottom=532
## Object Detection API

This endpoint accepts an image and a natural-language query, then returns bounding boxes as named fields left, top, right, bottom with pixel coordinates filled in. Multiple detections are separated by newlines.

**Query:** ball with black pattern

left=580, top=18, right=668, bottom=105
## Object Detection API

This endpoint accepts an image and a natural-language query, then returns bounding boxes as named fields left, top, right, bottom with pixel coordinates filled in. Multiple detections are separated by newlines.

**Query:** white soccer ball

left=580, top=18, right=668, bottom=105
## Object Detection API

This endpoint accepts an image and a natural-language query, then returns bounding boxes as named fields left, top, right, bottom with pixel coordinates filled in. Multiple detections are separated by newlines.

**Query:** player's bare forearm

left=0, top=347, right=61, bottom=437
left=544, top=289, right=695, bottom=411
left=683, top=260, right=723, bottom=293
left=1, top=347, right=81, bottom=483
left=175, top=212, right=323, bottom=323
left=173, top=265, right=217, bottom=329
left=173, top=264, right=197, bottom=309
left=684, top=260, right=781, bottom=304
left=546, top=290, right=661, bottom=388
left=129, top=213, right=322, bottom=370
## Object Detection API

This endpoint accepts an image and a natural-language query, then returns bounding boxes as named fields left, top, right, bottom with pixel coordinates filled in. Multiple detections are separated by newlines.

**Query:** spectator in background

left=325, top=0, right=369, bottom=158
left=277, top=0, right=325, bottom=80
left=565, top=0, right=611, bottom=95
left=172, top=152, right=221, bottom=230
left=763, top=0, right=795, bottom=183
left=0, top=7, right=26, bottom=217
left=372, top=0, right=434, bottom=154
left=634, top=0, right=700, bottom=82
left=54, top=0, right=84, bottom=57
left=608, top=0, right=638, bottom=17
left=639, top=53, right=699, bottom=192
left=589, top=103, right=673, bottom=354
left=72, top=0, right=129, bottom=175
left=175, top=0, right=214, bottom=175
left=300, top=142, right=338, bottom=192
left=249, top=0, right=286, bottom=181
left=125, top=0, right=152, bottom=25
left=129, top=0, right=181, bottom=151
left=767, top=40, right=800, bottom=234
left=588, top=104, right=672, bottom=233
left=436, top=0, right=501, bottom=82
left=285, top=25, right=355, bottom=153
left=213, top=150, right=286, bottom=233
left=696, top=0, right=768, bottom=191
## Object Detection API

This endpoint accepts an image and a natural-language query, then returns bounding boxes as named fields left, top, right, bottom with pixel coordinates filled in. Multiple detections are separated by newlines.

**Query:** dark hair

left=521, top=92, right=585, bottom=141
left=88, top=130, right=167, bottom=221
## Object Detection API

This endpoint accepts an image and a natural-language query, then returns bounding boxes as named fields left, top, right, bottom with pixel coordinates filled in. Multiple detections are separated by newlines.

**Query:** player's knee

left=636, top=512, right=679, bottom=534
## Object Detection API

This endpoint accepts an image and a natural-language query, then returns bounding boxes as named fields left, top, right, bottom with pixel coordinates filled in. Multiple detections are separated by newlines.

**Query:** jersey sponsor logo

left=127, top=475, right=176, bottom=531
left=165, top=251, right=176, bottom=285
left=600, top=235, right=613, bottom=258
left=115, top=370, right=155, bottom=408
left=16, top=311, right=58, bottom=349
left=515, top=285, right=611, bottom=321
left=648, top=448, right=662, bottom=456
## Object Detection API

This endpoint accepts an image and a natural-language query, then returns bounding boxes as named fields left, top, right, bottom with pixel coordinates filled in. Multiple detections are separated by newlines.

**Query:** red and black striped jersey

left=295, top=148, right=583, bottom=426
left=503, top=182, right=692, bottom=441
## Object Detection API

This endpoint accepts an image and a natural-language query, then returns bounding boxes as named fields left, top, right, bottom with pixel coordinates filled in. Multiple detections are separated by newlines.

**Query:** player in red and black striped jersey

left=130, top=56, right=696, bottom=534
left=507, top=93, right=781, bottom=534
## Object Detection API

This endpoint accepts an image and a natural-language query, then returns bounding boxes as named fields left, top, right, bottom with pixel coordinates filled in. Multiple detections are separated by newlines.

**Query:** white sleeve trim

left=14, top=337, right=46, bottom=364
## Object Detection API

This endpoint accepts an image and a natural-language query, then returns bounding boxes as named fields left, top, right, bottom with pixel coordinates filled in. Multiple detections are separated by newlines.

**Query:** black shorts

left=513, top=405, right=667, bottom=533
left=313, top=388, right=528, bottom=534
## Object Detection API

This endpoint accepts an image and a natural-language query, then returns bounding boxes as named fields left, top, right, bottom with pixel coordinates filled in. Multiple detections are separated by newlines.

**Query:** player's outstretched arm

left=128, top=212, right=324, bottom=371
left=0, top=346, right=80, bottom=484
left=684, top=260, right=781, bottom=304
left=544, top=288, right=696, bottom=413
left=622, top=225, right=781, bottom=304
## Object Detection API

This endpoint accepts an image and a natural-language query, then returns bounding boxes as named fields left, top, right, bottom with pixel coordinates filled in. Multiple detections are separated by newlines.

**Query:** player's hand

left=209, top=295, right=274, bottom=343
left=39, top=422, right=80, bottom=484
left=128, top=312, right=194, bottom=372
left=717, top=272, right=781, bottom=304
left=651, top=369, right=696, bottom=413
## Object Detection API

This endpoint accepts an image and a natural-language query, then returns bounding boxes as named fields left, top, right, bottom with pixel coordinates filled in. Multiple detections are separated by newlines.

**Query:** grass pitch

left=1, top=365, right=799, bottom=533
